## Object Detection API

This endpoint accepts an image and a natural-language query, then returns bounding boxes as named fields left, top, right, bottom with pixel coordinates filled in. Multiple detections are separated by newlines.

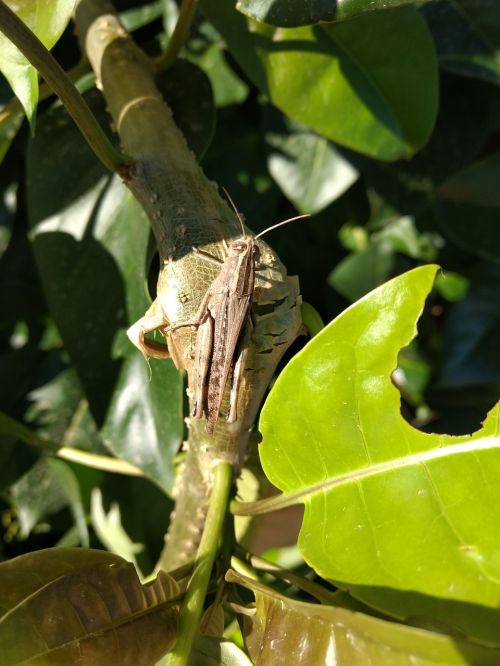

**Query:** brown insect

left=128, top=191, right=307, bottom=434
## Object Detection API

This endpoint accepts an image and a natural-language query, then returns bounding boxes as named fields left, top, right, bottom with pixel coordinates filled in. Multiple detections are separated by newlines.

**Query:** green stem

left=169, top=462, right=233, bottom=666
left=238, top=551, right=338, bottom=605
left=0, top=0, right=126, bottom=171
left=158, top=0, right=198, bottom=70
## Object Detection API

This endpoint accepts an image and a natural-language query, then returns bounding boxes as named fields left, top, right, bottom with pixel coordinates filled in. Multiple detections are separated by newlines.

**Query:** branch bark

left=73, top=0, right=302, bottom=571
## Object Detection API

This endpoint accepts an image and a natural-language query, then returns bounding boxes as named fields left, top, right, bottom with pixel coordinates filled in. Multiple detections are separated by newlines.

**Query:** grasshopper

left=128, top=194, right=307, bottom=434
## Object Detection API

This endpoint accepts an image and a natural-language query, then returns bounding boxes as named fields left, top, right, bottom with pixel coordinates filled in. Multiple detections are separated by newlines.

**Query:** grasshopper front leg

left=127, top=298, right=185, bottom=367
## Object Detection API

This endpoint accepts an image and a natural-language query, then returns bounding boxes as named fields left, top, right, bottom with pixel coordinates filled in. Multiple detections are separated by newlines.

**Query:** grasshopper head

left=231, top=237, right=259, bottom=259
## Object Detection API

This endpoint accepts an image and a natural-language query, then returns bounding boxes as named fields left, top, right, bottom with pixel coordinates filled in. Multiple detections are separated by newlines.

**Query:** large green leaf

left=26, top=94, right=183, bottom=492
left=259, top=266, right=500, bottom=644
left=0, top=0, right=76, bottom=126
left=237, top=0, right=422, bottom=27
left=200, top=1, right=438, bottom=160
left=227, top=570, right=500, bottom=665
left=0, top=548, right=178, bottom=665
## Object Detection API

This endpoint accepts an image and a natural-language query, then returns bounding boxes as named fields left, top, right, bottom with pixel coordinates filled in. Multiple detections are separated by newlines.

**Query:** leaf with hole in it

left=0, top=0, right=76, bottom=127
left=259, top=265, right=500, bottom=644
left=200, top=0, right=438, bottom=161
left=236, top=0, right=421, bottom=27
left=0, top=547, right=178, bottom=666
left=227, top=570, right=500, bottom=665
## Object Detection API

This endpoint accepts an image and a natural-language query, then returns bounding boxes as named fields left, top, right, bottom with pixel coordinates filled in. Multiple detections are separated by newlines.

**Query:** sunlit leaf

left=0, top=548, right=178, bottom=666
left=259, top=266, right=500, bottom=644
left=201, top=0, right=438, bottom=160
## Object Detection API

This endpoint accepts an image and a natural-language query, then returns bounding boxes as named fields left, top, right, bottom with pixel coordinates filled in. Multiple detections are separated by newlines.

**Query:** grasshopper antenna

left=222, top=187, right=246, bottom=237
left=255, top=213, right=310, bottom=240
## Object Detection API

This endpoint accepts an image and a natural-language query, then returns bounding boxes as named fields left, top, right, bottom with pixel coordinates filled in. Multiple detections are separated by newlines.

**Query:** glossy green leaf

left=237, top=0, right=422, bottom=27
left=227, top=570, right=500, bottom=665
left=266, top=129, right=358, bottom=214
left=200, top=1, right=438, bottom=160
left=0, top=0, right=76, bottom=127
left=26, top=95, right=183, bottom=492
left=0, top=548, right=178, bottom=665
left=259, top=266, right=500, bottom=644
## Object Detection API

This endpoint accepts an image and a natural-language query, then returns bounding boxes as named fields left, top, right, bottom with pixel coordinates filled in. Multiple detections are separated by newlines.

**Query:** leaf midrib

left=254, top=436, right=499, bottom=513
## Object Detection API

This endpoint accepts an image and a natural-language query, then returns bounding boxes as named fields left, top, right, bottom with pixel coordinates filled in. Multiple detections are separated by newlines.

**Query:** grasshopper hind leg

left=192, top=314, right=214, bottom=419
left=227, top=315, right=254, bottom=424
